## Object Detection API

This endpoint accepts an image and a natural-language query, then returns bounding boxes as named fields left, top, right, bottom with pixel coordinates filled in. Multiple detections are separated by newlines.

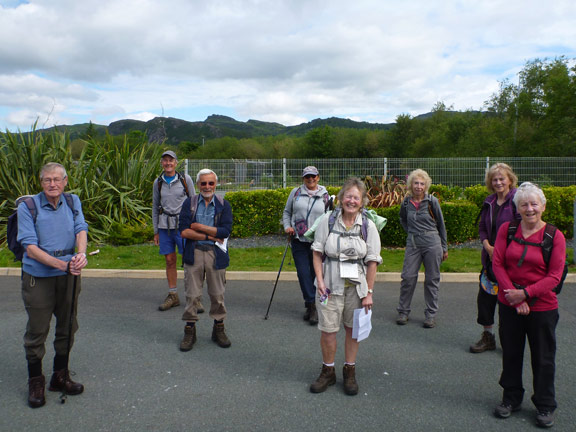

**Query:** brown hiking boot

left=308, top=303, right=318, bottom=326
left=28, top=375, right=46, bottom=408
left=310, top=365, right=336, bottom=393
left=470, top=331, right=496, bottom=353
left=180, top=325, right=197, bottom=351
left=212, top=322, right=231, bottom=348
left=158, top=292, right=180, bottom=311
left=343, top=364, right=359, bottom=395
left=48, top=369, right=84, bottom=395
left=194, top=297, right=205, bottom=314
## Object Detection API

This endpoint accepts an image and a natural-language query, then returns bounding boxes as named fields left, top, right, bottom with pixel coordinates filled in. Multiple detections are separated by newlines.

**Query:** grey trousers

left=182, top=248, right=227, bottom=322
left=21, top=272, right=81, bottom=363
left=397, top=242, right=443, bottom=318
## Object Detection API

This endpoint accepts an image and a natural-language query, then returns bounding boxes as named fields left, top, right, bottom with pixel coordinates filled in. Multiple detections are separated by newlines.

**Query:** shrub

left=429, top=184, right=464, bottom=202
left=108, top=222, right=154, bottom=246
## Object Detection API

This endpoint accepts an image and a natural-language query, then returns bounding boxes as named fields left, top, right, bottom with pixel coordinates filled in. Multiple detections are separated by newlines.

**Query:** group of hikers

left=15, top=155, right=565, bottom=428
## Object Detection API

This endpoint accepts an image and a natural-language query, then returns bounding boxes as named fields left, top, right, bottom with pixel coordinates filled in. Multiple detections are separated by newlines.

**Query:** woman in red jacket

left=492, top=182, right=565, bottom=428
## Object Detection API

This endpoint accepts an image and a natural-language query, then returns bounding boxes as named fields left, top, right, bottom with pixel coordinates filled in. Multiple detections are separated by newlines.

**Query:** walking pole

left=60, top=273, right=78, bottom=404
left=264, top=237, right=291, bottom=320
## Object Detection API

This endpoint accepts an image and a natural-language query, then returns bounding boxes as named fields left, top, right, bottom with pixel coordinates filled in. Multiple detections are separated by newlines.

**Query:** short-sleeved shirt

left=311, top=211, right=382, bottom=298
left=17, top=192, right=88, bottom=277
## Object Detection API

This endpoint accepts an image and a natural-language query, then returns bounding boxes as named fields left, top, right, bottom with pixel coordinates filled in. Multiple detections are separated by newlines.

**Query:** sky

left=1, top=0, right=575, bottom=132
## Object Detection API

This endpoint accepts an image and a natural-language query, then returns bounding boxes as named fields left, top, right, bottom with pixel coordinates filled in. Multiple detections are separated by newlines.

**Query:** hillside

left=3, top=115, right=396, bottom=145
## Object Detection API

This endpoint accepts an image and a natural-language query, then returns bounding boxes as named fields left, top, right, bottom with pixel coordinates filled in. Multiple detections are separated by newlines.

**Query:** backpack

left=506, top=220, right=568, bottom=294
left=157, top=172, right=191, bottom=216
left=7, top=193, right=76, bottom=262
left=293, top=187, right=331, bottom=211
left=327, top=207, right=370, bottom=241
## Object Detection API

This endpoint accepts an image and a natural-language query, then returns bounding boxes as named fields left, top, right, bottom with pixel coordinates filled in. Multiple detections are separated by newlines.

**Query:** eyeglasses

left=41, top=177, right=65, bottom=184
left=200, top=181, right=215, bottom=186
left=304, top=174, right=318, bottom=179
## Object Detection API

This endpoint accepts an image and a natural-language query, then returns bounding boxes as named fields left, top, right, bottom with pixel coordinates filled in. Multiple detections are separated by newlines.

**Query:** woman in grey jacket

left=396, top=169, right=448, bottom=328
left=282, top=166, right=330, bottom=325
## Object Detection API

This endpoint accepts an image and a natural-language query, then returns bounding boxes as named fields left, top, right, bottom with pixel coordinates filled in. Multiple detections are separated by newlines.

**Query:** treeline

left=180, top=57, right=576, bottom=159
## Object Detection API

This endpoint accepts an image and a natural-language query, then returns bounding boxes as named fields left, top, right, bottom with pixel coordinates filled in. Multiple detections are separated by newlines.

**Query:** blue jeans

left=291, top=238, right=316, bottom=304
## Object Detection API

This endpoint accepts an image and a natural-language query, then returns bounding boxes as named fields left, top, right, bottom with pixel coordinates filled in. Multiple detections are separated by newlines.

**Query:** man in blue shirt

left=178, top=169, right=233, bottom=351
left=17, top=162, right=89, bottom=408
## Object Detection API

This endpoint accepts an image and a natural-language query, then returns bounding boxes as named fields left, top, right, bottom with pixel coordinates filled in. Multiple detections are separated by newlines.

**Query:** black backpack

left=506, top=220, right=568, bottom=294
left=7, top=194, right=76, bottom=262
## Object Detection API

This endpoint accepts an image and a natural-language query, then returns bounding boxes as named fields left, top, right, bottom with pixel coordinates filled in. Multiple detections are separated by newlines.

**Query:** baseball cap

left=161, top=150, right=177, bottom=159
left=302, top=166, right=319, bottom=177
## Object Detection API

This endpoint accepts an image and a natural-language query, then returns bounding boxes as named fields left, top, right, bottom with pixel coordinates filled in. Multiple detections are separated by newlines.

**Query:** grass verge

left=1, top=244, right=573, bottom=273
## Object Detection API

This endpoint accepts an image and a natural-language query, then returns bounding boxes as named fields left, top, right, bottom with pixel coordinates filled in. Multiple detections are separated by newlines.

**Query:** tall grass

left=0, top=127, right=164, bottom=244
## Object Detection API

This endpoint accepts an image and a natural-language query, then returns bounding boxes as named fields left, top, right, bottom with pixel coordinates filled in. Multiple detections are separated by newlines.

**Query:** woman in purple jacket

left=470, top=163, right=520, bottom=353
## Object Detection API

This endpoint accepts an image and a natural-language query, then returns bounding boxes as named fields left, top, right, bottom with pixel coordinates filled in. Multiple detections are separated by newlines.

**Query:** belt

left=43, top=248, right=75, bottom=257
left=195, top=244, right=214, bottom=252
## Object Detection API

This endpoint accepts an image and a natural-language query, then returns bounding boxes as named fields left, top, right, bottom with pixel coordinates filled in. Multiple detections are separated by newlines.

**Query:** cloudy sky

left=1, top=0, right=575, bottom=131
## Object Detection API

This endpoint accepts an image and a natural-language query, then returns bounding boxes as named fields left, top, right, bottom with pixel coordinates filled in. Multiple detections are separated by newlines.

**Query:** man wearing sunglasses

left=178, top=169, right=233, bottom=351
left=153, top=150, right=196, bottom=312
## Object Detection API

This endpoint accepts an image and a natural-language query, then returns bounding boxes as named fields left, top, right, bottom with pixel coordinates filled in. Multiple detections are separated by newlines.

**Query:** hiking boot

left=303, top=302, right=313, bottom=321
left=396, top=314, right=409, bottom=325
left=470, top=331, right=496, bottom=353
left=423, top=317, right=436, bottom=328
left=309, top=303, right=318, bottom=326
left=212, top=322, right=231, bottom=348
left=194, top=297, right=205, bottom=314
left=494, top=402, right=521, bottom=419
left=48, top=369, right=84, bottom=395
left=536, top=410, right=554, bottom=428
left=310, top=365, right=336, bottom=393
left=180, top=325, right=197, bottom=352
left=28, top=375, right=46, bottom=408
left=158, top=292, right=180, bottom=311
left=342, top=364, right=359, bottom=396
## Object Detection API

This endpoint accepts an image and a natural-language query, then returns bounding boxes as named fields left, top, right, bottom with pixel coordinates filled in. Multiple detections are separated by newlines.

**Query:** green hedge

left=462, top=184, right=575, bottom=238
left=225, top=189, right=481, bottom=247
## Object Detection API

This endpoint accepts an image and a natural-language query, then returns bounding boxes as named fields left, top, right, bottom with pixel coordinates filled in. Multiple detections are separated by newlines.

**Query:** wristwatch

left=367, top=289, right=374, bottom=294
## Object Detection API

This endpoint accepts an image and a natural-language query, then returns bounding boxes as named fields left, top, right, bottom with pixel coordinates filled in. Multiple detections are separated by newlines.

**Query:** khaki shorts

left=316, top=285, right=362, bottom=333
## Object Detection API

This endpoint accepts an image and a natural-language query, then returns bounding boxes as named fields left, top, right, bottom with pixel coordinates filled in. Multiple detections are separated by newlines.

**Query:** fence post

left=184, top=159, right=189, bottom=176
left=486, top=156, right=490, bottom=171
left=574, top=195, right=576, bottom=264
left=384, top=157, right=388, bottom=179
left=283, top=158, right=287, bottom=189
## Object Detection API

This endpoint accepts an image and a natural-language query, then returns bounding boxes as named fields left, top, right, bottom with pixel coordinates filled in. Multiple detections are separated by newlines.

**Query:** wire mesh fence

left=182, top=157, right=576, bottom=191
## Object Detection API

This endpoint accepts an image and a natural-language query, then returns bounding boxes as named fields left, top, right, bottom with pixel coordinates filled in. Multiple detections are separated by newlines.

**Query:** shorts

left=158, top=228, right=184, bottom=255
left=316, top=285, right=362, bottom=333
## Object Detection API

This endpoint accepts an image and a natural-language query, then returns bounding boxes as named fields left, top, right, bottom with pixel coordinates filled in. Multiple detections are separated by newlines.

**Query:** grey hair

left=40, top=162, right=67, bottom=180
left=337, top=177, right=368, bottom=207
left=196, top=169, right=218, bottom=183
left=406, top=169, right=431, bottom=195
left=513, top=182, right=546, bottom=207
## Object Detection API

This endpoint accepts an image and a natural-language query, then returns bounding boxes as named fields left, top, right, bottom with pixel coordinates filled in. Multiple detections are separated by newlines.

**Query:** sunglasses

left=200, top=181, right=215, bottom=186
left=304, top=174, right=318, bottom=179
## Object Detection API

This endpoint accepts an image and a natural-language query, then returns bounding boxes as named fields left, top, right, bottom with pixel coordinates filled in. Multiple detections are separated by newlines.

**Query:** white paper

left=340, top=261, right=359, bottom=278
left=352, top=307, right=372, bottom=342
left=215, top=237, right=228, bottom=252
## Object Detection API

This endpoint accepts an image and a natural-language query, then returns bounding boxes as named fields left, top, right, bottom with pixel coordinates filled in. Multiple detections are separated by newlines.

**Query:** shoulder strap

left=23, top=197, right=38, bottom=223
left=541, top=223, right=557, bottom=266
left=427, top=196, right=437, bottom=221
left=328, top=207, right=369, bottom=241
left=506, top=220, right=521, bottom=246
left=177, top=172, right=190, bottom=197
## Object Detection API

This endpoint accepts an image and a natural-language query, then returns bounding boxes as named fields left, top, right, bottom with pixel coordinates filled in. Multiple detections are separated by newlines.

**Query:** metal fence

left=182, top=157, right=576, bottom=191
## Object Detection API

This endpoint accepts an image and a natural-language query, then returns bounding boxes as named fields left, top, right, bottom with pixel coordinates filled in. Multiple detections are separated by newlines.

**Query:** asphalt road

left=1, top=276, right=575, bottom=432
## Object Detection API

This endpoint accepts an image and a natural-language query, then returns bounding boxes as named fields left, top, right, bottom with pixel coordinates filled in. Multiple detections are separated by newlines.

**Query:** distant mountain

left=1, top=115, right=397, bottom=145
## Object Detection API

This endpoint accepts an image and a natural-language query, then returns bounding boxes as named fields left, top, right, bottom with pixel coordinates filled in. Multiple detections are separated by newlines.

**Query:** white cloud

left=0, top=0, right=575, bottom=130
